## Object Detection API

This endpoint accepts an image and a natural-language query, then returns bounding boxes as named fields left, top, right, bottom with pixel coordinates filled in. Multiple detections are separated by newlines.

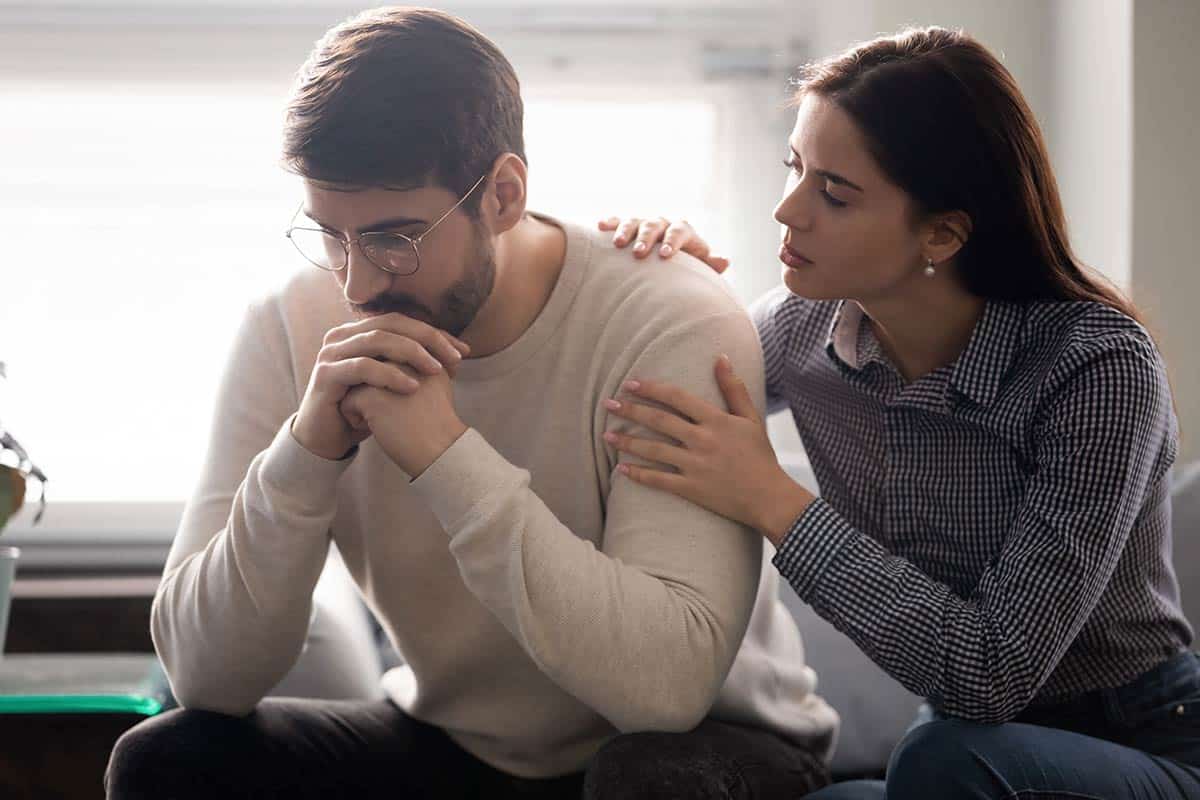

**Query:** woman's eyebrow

left=790, top=146, right=864, bottom=192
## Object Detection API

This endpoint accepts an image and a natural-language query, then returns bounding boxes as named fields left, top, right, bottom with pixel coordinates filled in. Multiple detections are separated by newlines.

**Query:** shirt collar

left=825, top=298, right=1025, bottom=407
left=948, top=300, right=1025, bottom=407
left=825, top=300, right=866, bottom=368
left=824, top=300, right=890, bottom=371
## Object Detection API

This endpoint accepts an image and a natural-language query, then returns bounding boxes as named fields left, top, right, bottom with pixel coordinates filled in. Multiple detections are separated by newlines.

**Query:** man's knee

left=106, top=708, right=243, bottom=798
left=583, top=730, right=737, bottom=800
left=886, top=718, right=1010, bottom=800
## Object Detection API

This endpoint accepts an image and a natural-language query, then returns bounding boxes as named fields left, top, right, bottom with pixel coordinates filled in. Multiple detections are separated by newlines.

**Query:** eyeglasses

left=285, top=173, right=489, bottom=276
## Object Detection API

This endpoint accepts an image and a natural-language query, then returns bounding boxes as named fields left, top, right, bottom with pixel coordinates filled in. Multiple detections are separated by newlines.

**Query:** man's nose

left=342, top=243, right=393, bottom=306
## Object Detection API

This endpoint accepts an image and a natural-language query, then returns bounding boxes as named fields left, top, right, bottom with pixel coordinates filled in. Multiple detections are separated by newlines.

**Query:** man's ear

left=483, top=153, right=527, bottom=235
left=923, top=209, right=972, bottom=266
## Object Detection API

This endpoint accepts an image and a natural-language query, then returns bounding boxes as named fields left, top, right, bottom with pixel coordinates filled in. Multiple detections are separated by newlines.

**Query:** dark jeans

left=104, top=697, right=829, bottom=799
left=809, top=650, right=1200, bottom=799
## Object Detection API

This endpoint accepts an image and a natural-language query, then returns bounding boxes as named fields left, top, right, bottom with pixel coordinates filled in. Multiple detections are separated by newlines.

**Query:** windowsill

left=2, top=502, right=180, bottom=575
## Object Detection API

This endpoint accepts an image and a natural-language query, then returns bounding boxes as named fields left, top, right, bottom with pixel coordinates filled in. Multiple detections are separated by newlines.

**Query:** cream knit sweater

left=153, top=216, right=838, bottom=777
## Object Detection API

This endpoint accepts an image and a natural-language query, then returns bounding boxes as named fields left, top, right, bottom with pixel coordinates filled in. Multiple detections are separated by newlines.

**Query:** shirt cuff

left=409, top=428, right=526, bottom=535
left=770, top=497, right=860, bottom=602
left=257, top=414, right=357, bottom=513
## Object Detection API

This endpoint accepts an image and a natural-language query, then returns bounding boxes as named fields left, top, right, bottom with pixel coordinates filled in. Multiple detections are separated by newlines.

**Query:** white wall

left=1131, top=0, right=1200, bottom=465
left=1048, top=0, right=1133, bottom=289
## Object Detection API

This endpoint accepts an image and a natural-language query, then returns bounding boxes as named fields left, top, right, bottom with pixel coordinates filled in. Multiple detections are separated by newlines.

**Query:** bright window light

left=0, top=83, right=717, bottom=502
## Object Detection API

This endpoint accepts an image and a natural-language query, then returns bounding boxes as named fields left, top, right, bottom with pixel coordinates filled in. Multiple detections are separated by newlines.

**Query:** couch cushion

left=1172, top=461, right=1200, bottom=636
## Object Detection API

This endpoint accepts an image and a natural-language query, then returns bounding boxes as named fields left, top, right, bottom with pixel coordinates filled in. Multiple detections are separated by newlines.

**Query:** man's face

left=301, top=180, right=496, bottom=337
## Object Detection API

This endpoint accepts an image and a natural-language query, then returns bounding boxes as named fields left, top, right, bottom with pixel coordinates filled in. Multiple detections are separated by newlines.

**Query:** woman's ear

left=924, top=210, right=972, bottom=265
left=484, top=153, right=528, bottom=234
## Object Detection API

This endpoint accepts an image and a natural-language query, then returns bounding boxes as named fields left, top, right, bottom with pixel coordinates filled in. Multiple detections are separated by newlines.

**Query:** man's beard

left=348, top=228, right=496, bottom=338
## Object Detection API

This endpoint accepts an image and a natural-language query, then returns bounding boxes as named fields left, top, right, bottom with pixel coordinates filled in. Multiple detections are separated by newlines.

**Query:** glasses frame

left=285, top=172, right=489, bottom=276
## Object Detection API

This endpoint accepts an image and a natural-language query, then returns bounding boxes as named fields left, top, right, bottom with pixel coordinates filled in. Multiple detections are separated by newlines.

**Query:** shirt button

left=1177, top=705, right=1187, bottom=716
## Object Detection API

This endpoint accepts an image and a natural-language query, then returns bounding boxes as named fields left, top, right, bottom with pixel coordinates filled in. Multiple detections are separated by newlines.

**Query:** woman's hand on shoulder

left=598, top=216, right=730, bottom=274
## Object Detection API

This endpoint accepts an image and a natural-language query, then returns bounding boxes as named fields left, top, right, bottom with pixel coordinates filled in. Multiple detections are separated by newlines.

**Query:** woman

left=599, top=27, right=1200, bottom=798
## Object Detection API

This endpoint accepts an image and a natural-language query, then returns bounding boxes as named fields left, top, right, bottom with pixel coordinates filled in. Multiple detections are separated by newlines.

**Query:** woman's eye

left=820, top=188, right=848, bottom=208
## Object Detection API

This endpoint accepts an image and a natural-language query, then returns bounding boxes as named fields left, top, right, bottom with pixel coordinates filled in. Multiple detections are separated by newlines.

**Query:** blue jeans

left=809, top=651, right=1200, bottom=799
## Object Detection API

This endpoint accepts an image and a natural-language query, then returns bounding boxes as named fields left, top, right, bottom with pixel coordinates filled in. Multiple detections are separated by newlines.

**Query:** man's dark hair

left=282, top=6, right=525, bottom=213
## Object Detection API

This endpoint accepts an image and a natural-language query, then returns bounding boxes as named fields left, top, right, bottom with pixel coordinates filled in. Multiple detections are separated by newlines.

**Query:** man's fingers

left=598, top=216, right=620, bottom=232
left=324, top=313, right=467, bottom=368
left=327, top=330, right=446, bottom=375
left=319, top=357, right=420, bottom=396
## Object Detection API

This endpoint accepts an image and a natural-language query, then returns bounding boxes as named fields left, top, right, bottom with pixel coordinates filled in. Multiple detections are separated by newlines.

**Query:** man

left=106, top=7, right=837, bottom=798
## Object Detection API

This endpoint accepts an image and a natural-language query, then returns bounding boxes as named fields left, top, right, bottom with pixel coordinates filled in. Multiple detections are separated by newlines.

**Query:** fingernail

left=659, top=245, right=673, bottom=257
left=623, top=380, right=640, bottom=392
left=603, top=398, right=621, bottom=410
left=603, top=431, right=617, bottom=443
left=614, top=235, right=626, bottom=246
left=617, top=464, right=631, bottom=475
left=633, top=242, right=647, bottom=254
left=719, top=353, right=731, bottom=368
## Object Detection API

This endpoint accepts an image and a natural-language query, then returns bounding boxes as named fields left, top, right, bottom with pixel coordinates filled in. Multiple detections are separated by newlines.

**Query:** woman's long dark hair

left=796, top=27, right=1141, bottom=322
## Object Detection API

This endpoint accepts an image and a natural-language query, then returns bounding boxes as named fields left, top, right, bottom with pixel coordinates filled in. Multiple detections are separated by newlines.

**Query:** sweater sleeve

left=410, top=310, right=766, bottom=733
left=151, top=301, right=354, bottom=715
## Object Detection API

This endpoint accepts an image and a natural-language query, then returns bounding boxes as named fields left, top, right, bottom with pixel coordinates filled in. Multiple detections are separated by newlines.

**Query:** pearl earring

left=924, top=257, right=936, bottom=278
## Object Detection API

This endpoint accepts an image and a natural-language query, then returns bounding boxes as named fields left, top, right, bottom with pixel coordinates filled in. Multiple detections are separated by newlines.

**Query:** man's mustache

left=350, top=293, right=434, bottom=319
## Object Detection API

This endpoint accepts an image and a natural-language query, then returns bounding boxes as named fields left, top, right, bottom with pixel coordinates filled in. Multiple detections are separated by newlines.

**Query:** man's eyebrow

left=789, top=146, right=864, bottom=193
left=302, top=210, right=428, bottom=235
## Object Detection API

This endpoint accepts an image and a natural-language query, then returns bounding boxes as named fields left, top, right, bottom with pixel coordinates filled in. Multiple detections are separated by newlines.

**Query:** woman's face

left=774, top=93, right=928, bottom=302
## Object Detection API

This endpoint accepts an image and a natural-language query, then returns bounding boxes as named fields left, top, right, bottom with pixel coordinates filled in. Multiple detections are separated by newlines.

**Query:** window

left=0, top=7, right=805, bottom=540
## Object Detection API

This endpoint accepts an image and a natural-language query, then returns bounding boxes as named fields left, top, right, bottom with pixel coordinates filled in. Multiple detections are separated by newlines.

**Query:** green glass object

left=0, top=654, right=167, bottom=716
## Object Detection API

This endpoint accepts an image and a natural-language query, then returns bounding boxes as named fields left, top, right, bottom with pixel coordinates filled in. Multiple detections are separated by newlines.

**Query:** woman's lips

left=779, top=242, right=814, bottom=268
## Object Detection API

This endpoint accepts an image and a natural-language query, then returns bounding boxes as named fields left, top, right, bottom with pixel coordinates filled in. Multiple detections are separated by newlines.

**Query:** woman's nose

left=773, top=184, right=814, bottom=232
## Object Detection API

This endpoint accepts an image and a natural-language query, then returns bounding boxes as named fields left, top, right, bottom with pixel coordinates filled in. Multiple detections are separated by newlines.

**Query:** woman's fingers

left=599, top=217, right=730, bottom=274
left=613, top=218, right=642, bottom=247
left=615, top=462, right=690, bottom=495
left=658, top=220, right=695, bottom=259
left=632, top=218, right=670, bottom=258
left=603, top=394, right=699, bottom=442
left=602, top=431, right=686, bottom=470
left=715, top=356, right=760, bottom=420
left=618, top=379, right=721, bottom=425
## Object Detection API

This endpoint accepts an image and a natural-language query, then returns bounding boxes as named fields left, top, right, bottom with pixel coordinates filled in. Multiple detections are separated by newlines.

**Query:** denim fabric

left=807, top=651, right=1200, bottom=799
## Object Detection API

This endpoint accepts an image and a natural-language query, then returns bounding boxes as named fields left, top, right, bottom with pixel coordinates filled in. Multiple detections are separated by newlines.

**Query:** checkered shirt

left=756, top=285, right=1193, bottom=722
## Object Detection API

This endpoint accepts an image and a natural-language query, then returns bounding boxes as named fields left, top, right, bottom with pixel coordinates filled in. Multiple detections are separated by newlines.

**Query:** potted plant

left=0, top=360, right=47, bottom=653
left=1, top=362, right=48, bottom=532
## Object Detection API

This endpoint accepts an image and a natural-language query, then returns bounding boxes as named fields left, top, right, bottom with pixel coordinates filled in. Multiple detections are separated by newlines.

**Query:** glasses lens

left=361, top=234, right=419, bottom=275
left=288, top=228, right=345, bottom=270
